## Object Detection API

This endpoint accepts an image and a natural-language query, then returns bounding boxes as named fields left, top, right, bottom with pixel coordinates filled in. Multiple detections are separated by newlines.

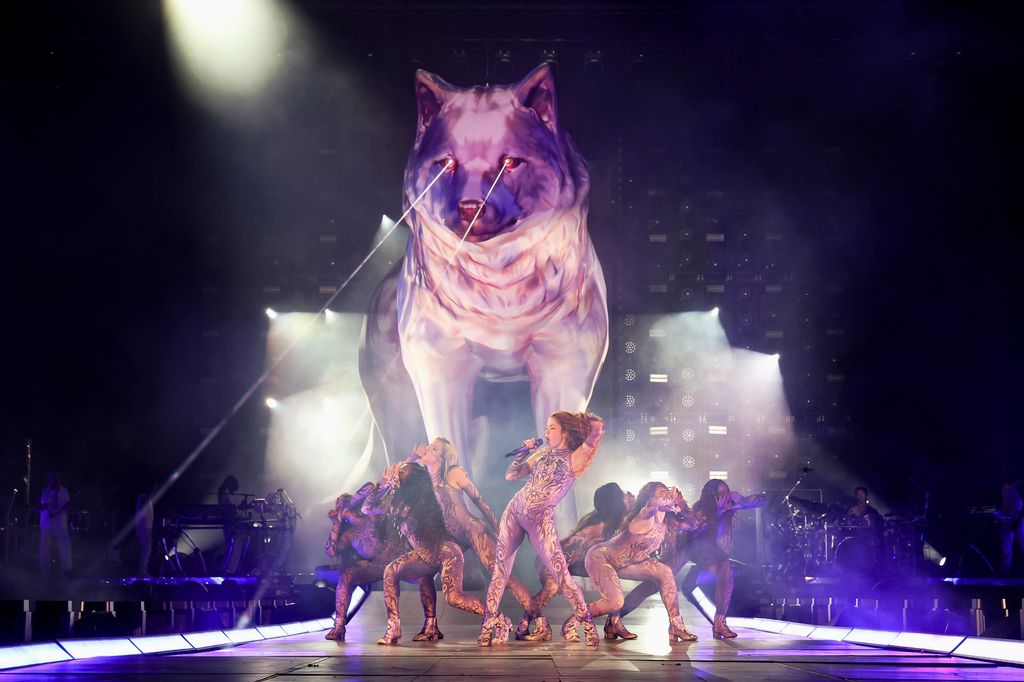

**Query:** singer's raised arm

left=569, top=417, right=605, bottom=477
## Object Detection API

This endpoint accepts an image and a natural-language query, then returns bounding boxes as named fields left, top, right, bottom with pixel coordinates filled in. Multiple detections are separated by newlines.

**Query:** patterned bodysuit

left=379, top=512, right=487, bottom=640
left=330, top=513, right=437, bottom=636
left=433, top=469, right=537, bottom=617
left=532, top=521, right=606, bottom=614
left=583, top=516, right=680, bottom=621
left=619, top=511, right=694, bottom=618
left=482, top=447, right=593, bottom=631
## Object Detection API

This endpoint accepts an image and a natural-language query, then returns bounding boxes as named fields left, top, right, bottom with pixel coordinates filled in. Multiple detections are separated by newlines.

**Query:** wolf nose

left=457, top=199, right=485, bottom=221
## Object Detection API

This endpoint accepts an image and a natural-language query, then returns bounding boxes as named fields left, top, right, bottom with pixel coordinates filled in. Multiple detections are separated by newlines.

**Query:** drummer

left=848, top=486, right=883, bottom=528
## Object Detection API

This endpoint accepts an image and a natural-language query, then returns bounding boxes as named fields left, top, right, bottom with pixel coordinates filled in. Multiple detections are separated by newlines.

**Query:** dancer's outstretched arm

left=448, top=465, right=499, bottom=533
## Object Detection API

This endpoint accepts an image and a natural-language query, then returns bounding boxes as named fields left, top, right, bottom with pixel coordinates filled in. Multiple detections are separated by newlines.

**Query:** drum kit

left=769, top=495, right=925, bottom=580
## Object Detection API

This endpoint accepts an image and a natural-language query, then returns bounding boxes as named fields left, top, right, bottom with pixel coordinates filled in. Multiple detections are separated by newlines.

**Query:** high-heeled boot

left=376, top=615, right=401, bottom=645
left=712, top=614, right=737, bottom=639
left=412, top=616, right=444, bottom=641
left=581, top=614, right=600, bottom=647
left=324, top=621, right=345, bottom=641
left=477, top=613, right=513, bottom=647
left=604, top=615, right=637, bottom=640
left=514, top=612, right=531, bottom=640
left=523, top=616, right=552, bottom=641
left=560, top=615, right=581, bottom=642
left=669, top=616, right=697, bottom=642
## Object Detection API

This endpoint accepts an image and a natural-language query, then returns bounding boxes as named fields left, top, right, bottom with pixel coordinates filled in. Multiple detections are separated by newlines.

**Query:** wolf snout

left=457, top=199, right=486, bottom=222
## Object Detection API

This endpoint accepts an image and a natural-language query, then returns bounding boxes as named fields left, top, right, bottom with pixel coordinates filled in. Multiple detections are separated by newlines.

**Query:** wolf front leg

left=401, top=340, right=484, bottom=478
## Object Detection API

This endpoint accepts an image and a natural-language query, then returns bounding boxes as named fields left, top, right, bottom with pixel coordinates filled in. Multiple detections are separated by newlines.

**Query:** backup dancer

left=370, top=462, right=505, bottom=645
left=324, top=483, right=438, bottom=641
left=617, top=487, right=696, bottom=635
left=686, top=478, right=766, bottom=639
left=479, top=411, right=605, bottom=646
left=524, top=482, right=629, bottom=641
left=410, top=438, right=540, bottom=638
left=578, top=481, right=697, bottom=643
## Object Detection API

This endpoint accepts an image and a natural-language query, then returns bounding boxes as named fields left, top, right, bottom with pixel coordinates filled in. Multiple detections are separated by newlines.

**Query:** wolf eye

left=502, top=157, right=525, bottom=171
left=434, top=157, right=457, bottom=172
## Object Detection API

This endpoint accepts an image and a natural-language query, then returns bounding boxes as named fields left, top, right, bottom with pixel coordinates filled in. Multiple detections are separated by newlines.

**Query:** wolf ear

left=515, top=63, right=559, bottom=133
left=415, top=69, right=454, bottom=138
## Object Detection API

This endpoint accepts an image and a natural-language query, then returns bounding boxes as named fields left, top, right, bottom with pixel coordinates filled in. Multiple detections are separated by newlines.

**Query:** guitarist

left=40, top=473, right=72, bottom=578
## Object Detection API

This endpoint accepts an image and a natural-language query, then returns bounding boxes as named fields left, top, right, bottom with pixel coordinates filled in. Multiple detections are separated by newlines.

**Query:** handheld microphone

left=503, top=438, right=544, bottom=458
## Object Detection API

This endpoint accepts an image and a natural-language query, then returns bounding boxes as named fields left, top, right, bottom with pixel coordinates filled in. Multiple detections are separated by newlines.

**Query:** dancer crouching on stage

left=580, top=481, right=697, bottom=642
left=410, top=438, right=540, bottom=638
left=324, top=483, right=438, bottom=642
left=616, top=486, right=696, bottom=635
left=688, top=478, right=766, bottom=639
left=368, top=462, right=503, bottom=645
left=479, top=411, right=605, bottom=647
left=525, top=482, right=629, bottom=641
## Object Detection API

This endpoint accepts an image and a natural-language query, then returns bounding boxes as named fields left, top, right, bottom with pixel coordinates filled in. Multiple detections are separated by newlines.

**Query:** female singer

left=479, top=411, right=605, bottom=646
left=523, top=482, right=629, bottom=641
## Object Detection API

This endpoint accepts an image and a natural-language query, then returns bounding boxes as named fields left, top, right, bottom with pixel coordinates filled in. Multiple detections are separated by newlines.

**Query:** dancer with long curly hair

left=410, top=438, right=539, bottom=639
left=522, top=481, right=629, bottom=641
left=687, top=478, right=766, bottom=639
left=580, top=481, right=697, bottom=643
left=479, top=411, right=605, bottom=646
left=324, top=482, right=438, bottom=642
left=369, top=462, right=506, bottom=645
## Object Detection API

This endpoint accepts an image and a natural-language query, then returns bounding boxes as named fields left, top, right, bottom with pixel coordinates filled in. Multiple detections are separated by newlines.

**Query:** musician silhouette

left=40, top=473, right=72, bottom=578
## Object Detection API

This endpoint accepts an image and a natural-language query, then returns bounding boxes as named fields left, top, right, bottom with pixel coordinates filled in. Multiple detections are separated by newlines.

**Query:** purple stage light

left=844, top=628, right=900, bottom=646
left=130, top=634, right=193, bottom=654
left=255, top=625, right=287, bottom=639
left=183, top=631, right=233, bottom=648
left=0, top=643, right=72, bottom=670
left=225, top=628, right=264, bottom=644
left=58, top=638, right=141, bottom=659
left=890, top=631, right=965, bottom=654
left=954, top=637, right=1024, bottom=666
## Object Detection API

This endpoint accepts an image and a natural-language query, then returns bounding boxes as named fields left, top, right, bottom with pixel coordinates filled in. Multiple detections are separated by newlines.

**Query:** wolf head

left=404, top=63, right=588, bottom=245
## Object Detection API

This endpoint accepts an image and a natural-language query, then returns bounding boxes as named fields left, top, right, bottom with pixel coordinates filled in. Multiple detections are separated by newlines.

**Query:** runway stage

left=2, top=594, right=1022, bottom=681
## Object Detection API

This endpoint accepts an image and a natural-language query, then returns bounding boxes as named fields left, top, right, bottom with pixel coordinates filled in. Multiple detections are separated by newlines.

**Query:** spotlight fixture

left=265, top=308, right=278, bottom=319
left=265, top=397, right=279, bottom=409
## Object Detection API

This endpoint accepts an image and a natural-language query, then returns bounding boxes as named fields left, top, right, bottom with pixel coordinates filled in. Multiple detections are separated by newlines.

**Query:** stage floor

left=2, top=594, right=1021, bottom=681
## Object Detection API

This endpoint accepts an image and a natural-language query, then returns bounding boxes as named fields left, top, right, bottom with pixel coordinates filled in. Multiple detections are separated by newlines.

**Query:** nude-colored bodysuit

left=379, top=514, right=486, bottom=639
left=331, top=515, right=437, bottom=633
left=532, top=521, right=606, bottom=614
left=433, top=469, right=537, bottom=616
left=483, top=448, right=592, bottom=629
left=583, top=516, right=680, bottom=621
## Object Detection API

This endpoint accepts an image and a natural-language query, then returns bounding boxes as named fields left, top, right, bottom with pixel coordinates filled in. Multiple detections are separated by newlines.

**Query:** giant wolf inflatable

left=360, top=64, right=608, bottom=520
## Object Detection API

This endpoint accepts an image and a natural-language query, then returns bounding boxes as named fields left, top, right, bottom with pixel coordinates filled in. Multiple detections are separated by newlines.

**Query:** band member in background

left=525, top=482, right=629, bottom=641
left=848, top=486, right=883, bottom=527
left=999, top=478, right=1024, bottom=576
left=135, top=491, right=154, bottom=577
left=409, top=438, right=539, bottom=638
left=688, top=479, right=766, bottom=639
left=40, top=473, right=72, bottom=578
left=325, top=482, right=438, bottom=642
left=368, top=462, right=499, bottom=646
left=581, top=482, right=697, bottom=643
left=480, top=411, right=605, bottom=647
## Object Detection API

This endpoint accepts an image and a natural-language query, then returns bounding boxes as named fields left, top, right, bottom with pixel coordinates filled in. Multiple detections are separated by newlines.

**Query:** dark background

left=2, top=1, right=1020, bottom=567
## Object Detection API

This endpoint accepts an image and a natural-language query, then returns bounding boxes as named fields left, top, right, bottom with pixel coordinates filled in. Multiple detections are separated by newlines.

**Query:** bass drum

left=833, top=536, right=878, bottom=577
